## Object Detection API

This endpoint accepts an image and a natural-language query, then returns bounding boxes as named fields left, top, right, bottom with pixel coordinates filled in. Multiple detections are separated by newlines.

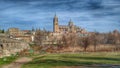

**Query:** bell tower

left=53, top=14, right=59, bottom=32
left=68, top=19, right=75, bottom=33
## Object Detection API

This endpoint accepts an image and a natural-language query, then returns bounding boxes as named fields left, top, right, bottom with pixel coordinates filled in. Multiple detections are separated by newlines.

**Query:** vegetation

left=0, top=29, right=5, bottom=33
left=34, top=29, right=49, bottom=46
left=33, top=29, right=120, bottom=53
left=0, top=55, right=17, bottom=67
left=22, top=52, right=120, bottom=68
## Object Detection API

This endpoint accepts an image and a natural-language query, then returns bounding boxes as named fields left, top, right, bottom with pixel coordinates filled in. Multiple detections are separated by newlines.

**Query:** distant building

left=41, top=14, right=88, bottom=45
left=8, top=28, right=21, bottom=36
left=7, top=14, right=88, bottom=44
left=8, top=28, right=34, bottom=43
left=53, top=14, right=87, bottom=33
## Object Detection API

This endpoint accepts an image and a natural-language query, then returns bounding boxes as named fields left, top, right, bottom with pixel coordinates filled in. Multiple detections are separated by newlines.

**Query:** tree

left=68, top=33, right=77, bottom=52
left=0, top=29, right=4, bottom=33
left=80, top=36, right=91, bottom=51
left=32, top=27, right=35, bottom=31
left=105, top=30, right=120, bottom=51
left=2, top=29, right=4, bottom=33
left=61, top=34, right=68, bottom=47
left=59, top=33, right=78, bottom=52
left=34, top=29, right=47, bottom=46
left=90, top=32, right=100, bottom=52
left=112, top=30, right=120, bottom=51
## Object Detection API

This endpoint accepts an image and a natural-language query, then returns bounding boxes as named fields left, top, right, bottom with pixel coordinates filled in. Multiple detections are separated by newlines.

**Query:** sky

left=0, top=0, right=120, bottom=32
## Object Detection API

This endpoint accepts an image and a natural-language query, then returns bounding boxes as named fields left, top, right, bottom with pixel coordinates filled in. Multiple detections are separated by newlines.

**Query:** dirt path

left=2, top=57, right=32, bottom=68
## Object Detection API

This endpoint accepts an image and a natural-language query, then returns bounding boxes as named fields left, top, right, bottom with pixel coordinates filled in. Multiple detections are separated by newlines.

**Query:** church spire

left=54, top=13, right=58, bottom=19
left=70, top=19, right=72, bottom=22
left=69, top=19, right=74, bottom=26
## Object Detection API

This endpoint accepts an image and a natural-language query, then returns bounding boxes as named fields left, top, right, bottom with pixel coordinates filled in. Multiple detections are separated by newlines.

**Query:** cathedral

left=53, top=14, right=87, bottom=33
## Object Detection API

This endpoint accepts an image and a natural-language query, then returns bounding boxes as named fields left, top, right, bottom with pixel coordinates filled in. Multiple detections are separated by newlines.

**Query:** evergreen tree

left=2, top=29, right=4, bottom=33
left=32, top=27, right=35, bottom=31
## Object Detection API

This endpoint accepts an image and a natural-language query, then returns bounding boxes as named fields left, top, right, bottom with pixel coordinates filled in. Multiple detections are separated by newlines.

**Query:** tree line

left=34, top=29, right=120, bottom=52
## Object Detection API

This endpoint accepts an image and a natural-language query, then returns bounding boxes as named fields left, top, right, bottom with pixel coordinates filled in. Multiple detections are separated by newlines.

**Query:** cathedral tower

left=68, top=19, right=75, bottom=33
left=53, top=14, right=59, bottom=32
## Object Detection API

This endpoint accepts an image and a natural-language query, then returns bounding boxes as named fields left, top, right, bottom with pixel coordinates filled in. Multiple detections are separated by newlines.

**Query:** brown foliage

left=18, top=49, right=30, bottom=56
left=34, top=29, right=49, bottom=46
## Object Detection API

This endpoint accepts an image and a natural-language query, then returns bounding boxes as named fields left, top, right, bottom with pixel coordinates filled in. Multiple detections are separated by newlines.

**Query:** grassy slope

left=22, top=52, right=120, bottom=68
left=0, top=56, right=17, bottom=67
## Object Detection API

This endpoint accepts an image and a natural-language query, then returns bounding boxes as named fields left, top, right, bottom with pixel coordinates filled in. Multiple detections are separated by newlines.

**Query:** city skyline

left=0, top=0, right=120, bottom=32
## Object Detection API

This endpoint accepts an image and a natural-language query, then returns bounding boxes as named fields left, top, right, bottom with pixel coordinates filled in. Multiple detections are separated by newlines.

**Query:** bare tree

left=80, top=36, right=91, bottom=51
left=61, top=34, right=68, bottom=47
left=59, top=33, right=78, bottom=52
left=34, top=29, right=48, bottom=46
left=112, top=30, right=120, bottom=51
left=90, top=32, right=100, bottom=52
left=68, top=33, right=77, bottom=52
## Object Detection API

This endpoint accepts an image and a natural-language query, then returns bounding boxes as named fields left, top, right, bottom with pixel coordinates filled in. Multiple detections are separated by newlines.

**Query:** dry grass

left=58, top=44, right=119, bottom=52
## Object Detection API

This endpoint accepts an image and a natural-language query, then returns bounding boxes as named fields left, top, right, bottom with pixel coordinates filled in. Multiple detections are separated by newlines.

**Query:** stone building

left=40, top=14, right=88, bottom=45
left=8, top=28, right=34, bottom=43
left=8, top=28, right=21, bottom=36
left=15, top=35, right=32, bottom=42
left=53, top=14, right=87, bottom=33
left=8, top=28, right=32, bottom=36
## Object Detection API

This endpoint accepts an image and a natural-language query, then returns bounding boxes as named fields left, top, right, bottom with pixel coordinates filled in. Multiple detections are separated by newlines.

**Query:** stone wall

left=0, top=38, right=30, bottom=58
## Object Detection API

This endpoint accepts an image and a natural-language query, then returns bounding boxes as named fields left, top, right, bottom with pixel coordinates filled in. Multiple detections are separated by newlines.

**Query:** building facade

left=8, top=28, right=34, bottom=43
left=53, top=14, right=87, bottom=33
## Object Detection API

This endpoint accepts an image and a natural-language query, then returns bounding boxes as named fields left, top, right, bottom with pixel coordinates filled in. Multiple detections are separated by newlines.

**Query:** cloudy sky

left=0, top=0, right=120, bottom=32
